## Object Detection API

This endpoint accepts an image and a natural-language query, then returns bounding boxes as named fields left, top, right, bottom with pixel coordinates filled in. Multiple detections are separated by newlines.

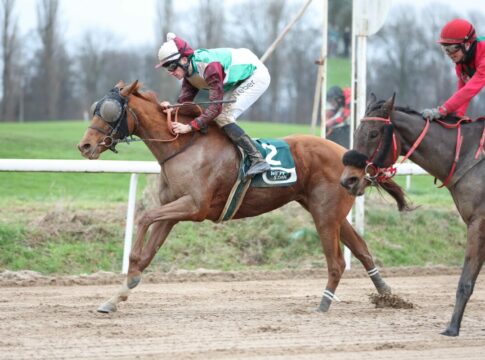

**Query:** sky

left=13, top=0, right=485, bottom=51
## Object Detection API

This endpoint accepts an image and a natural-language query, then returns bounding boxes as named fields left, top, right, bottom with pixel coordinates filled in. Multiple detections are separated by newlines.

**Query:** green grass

left=327, top=57, right=351, bottom=88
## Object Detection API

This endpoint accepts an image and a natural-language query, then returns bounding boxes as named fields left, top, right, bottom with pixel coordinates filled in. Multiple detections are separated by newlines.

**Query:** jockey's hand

left=172, top=122, right=192, bottom=134
left=160, top=101, right=171, bottom=112
left=421, top=106, right=447, bottom=120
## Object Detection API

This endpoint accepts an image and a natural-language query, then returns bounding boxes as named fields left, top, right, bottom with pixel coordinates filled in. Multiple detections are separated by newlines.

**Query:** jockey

left=326, top=86, right=351, bottom=148
left=155, top=32, right=271, bottom=178
left=422, top=19, right=485, bottom=120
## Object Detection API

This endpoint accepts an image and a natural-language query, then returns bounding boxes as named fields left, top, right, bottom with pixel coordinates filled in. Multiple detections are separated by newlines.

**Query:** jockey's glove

left=421, top=106, right=447, bottom=120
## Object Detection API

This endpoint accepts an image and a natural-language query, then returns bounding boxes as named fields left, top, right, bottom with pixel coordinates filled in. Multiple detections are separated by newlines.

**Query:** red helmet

left=439, top=19, right=476, bottom=44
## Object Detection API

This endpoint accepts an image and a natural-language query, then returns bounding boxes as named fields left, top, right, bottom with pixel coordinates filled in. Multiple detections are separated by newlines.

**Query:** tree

left=195, top=0, right=225, bottom=48
left=77, top=31, right=115, bottom=115
left=152, top=0, right=179, bottom=101
left=21, top=0, right=75, bottom=120
left=0, top=0, right=19, bottom=121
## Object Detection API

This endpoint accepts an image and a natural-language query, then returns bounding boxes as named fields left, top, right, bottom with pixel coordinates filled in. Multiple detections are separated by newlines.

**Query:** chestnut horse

left=78, top=80, right=391, bottom=314
left=340, top=93, right=485, bottom=336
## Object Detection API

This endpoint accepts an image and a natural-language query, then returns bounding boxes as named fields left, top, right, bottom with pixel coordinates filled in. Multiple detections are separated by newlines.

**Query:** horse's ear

left=382, top=93, right=396, bottom=116
left=367, top=93, right=377, bottom=107
left=115, top=80, right=126, bottom=90
left=120, top=80, right=139, bottom=97
left=365, top=93, right=377, bottom=114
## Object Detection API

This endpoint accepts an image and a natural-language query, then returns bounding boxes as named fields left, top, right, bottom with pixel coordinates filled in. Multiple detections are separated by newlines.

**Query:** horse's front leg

left=310, top=210, right=345, bottom=311
left=442, top=217, right=485, bottom=336
left=98, top=195, right=206, bottom=313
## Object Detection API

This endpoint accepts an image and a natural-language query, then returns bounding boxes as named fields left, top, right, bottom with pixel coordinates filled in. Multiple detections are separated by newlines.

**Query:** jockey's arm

left=178, top=78, right=199, bottom=103
left=189, top=62, right=224, bottom=132
left=326, top=108, right=344, bottom=128
left=443, top=61, right=485, bottom=116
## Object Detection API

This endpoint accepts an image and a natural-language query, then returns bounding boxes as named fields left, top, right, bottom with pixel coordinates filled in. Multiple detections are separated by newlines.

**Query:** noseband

left=361, top=116, right=399, bottom=182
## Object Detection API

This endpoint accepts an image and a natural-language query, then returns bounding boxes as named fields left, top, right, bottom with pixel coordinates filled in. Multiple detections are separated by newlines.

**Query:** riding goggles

left=441, top=43, right=462, bottom=55
left=163, top=60, right=180, bottom=72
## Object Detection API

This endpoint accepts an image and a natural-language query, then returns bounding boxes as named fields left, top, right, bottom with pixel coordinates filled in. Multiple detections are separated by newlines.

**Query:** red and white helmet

left=155, top=33, right=194, bottom=69
left=439, top=19, right=476, bottom=44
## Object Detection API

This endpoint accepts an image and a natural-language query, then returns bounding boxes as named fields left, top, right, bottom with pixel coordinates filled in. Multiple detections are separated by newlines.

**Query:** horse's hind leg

left=339, top=219, right=391, bottom=294
left=98, top=220, right=175, bottom=313
left=442, top=217, right=485, bottom=336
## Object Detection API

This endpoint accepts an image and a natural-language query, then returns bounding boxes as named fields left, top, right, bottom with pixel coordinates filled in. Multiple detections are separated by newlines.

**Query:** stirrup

left=246, top=161, right=271, bottom=177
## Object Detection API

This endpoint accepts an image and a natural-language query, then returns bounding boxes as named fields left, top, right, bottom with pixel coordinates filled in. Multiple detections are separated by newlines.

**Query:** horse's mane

left=369, top=99, right=461, bottom=122
left=130, top=83, right=203, bottom=120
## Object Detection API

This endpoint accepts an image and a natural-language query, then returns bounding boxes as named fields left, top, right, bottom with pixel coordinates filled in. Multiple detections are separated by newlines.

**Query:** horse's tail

left=377, top=179, right=413, bottom=212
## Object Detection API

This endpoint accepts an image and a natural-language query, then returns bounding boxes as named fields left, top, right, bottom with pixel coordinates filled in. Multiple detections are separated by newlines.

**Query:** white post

left=345, top=212, right=352, bottom=269
left=406, top=174, right=411, bottom=191
left=122, top=173, right=139, bottom=274
left=319, top=0, right=328, bottom=139
left=354, top=32, right=367, bottom=240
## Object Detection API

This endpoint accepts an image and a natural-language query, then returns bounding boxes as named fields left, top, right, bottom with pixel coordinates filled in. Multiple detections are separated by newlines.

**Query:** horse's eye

left=369, top=130, right=379, bottom=139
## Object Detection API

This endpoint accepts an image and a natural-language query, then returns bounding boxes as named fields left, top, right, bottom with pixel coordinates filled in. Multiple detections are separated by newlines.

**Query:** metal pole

left=122, top=173, right=139, bottom=274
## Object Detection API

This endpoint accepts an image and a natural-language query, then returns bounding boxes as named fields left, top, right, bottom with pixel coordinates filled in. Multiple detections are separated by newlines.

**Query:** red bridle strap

left=400, top=118, right=430, bottom=163
left=361, top=116, right=398, bottom=182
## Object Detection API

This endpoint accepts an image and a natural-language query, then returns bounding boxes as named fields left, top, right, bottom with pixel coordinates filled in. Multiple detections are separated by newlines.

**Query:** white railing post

left=345, top=212, right=352, bottom=270
left=122, top=173, right=139, bottom=274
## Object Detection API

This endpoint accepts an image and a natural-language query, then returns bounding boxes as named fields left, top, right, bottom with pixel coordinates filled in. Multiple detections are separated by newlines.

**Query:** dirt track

left=0, top=268, right=484, bottom=359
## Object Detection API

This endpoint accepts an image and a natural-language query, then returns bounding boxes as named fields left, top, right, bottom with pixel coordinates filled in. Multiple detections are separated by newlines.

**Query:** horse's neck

left=133, top=111, right=185, bottom=164
left=394, top=112, right=456, bottom=180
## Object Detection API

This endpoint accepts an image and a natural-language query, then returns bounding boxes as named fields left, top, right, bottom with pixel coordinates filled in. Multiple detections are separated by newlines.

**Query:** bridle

left=88, top=89, right=202, bottom=163
left=361, top=115, right=430, bottom=183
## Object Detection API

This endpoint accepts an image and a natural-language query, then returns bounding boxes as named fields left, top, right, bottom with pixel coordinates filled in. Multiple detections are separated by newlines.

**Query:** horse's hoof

left=441, top=327, right=459, bottom=337
left=315, top=307, right=328, bottom=313
left=378, top=284, right=392, bottom=295
left=97, top=301, right=117, bottom=313
left=127, top=275, right=141, bottom=289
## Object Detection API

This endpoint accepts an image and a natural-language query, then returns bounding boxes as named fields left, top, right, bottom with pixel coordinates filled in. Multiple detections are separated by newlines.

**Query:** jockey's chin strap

left=362, top=116, right=431, bottom=183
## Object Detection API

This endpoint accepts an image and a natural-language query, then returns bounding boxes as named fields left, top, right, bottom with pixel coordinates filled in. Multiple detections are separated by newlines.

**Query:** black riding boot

left=222, top=123, right=271, bottom=177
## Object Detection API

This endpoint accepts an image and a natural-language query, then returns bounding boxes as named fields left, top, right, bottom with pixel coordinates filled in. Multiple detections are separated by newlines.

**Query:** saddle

left=217, top=138, right=297, bottom=222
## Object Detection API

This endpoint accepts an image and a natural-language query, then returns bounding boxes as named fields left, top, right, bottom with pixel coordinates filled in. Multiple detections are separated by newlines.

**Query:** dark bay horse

left=340, top=93, right=485, bottom=336
left=77, top=80, right=391, bottom=314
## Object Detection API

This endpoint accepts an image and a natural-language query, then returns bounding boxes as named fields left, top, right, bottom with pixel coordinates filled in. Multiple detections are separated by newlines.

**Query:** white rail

left=0, top=159, right=427, bottom=274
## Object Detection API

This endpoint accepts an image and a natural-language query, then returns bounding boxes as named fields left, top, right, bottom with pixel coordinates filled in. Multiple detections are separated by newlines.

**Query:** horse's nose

left=78, top=142, right=92, bottom=154
left=340, top=176, right=359, bottom=190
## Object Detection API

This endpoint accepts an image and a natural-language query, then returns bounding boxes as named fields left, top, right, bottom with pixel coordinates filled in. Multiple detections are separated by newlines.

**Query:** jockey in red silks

left=155, top=32, right=271, bottom=178
left=422, top=19, right=485, bottom=120
left=326, top=86, right=351, bottom=148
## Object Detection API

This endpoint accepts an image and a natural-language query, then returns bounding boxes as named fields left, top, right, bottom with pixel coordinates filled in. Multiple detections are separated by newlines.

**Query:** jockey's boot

left=222, top=123, right=271, bottom=178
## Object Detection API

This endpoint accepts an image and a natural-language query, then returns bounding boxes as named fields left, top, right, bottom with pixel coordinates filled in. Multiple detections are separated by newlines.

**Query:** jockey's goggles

left=163, top=60, right=180, bottom=72
left=441, top=43, right=462, bottom=55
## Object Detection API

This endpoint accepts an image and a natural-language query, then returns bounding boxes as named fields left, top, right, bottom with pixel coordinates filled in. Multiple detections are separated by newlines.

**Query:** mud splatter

left=369, top=293, right=414, bottom=309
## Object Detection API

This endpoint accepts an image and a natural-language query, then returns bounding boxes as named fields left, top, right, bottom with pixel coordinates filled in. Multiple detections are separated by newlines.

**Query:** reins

left=432, top=117, right=470, bottom=187
left=362, top=114, right=472, bottom=188
left=90, top=99, right=204, bottom=164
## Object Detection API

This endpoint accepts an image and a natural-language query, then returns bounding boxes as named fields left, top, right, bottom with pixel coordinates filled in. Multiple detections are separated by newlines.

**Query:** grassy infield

left=0, top=59, right=468, bottom=274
